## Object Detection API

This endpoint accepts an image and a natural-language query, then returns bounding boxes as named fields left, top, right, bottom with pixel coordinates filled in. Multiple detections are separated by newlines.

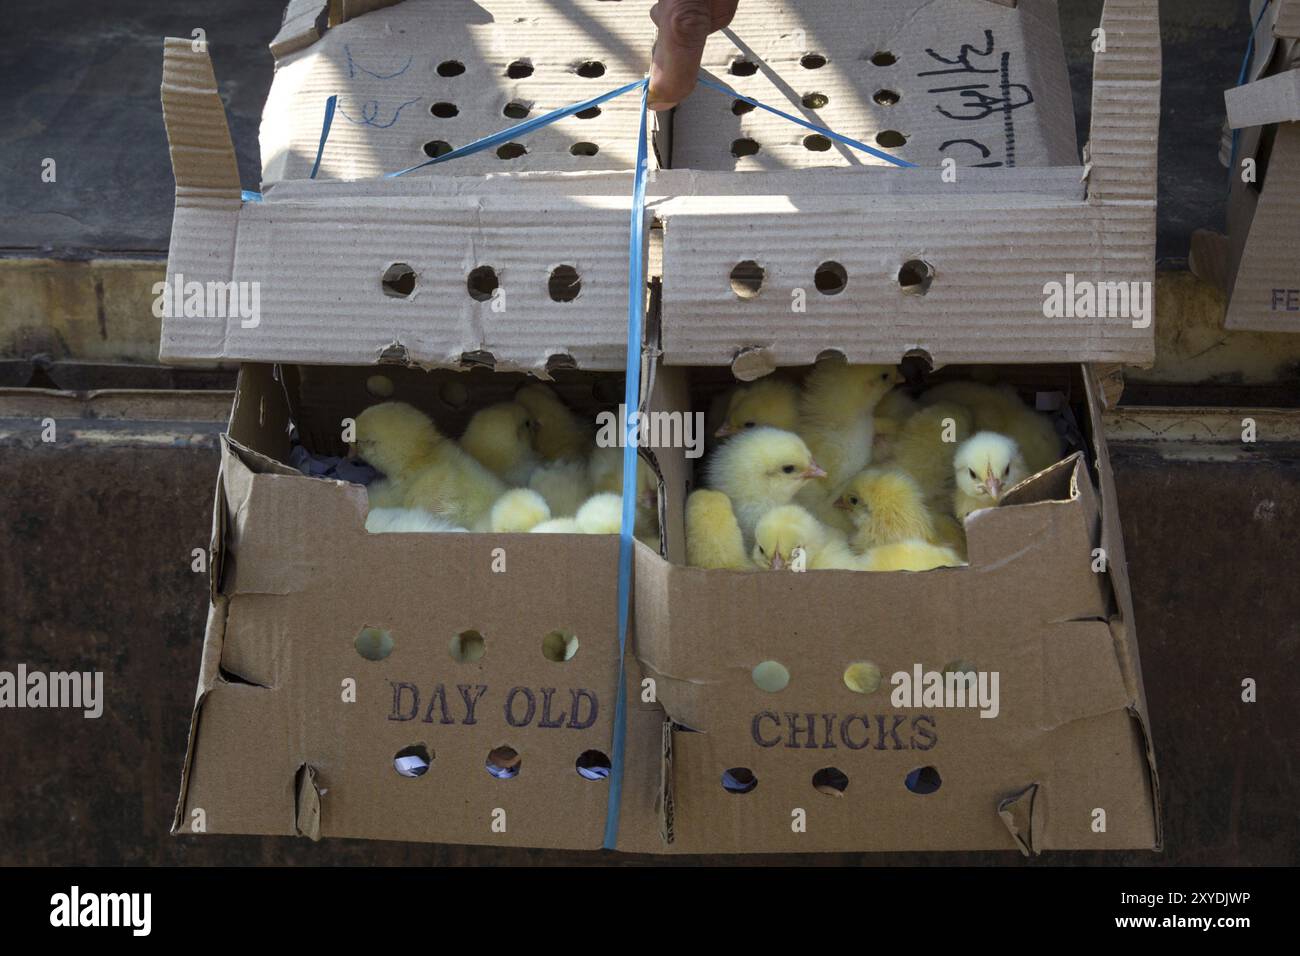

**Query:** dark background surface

left=0, top=0, right=1252, bottom=263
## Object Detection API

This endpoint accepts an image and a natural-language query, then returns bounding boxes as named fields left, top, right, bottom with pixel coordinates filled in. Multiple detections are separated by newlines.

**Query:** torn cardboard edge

left=270, top=0, right=402, bottom=59
left=170, top=594, right=230, bottom=835
left=1225, top=68, right=1300, bottom=128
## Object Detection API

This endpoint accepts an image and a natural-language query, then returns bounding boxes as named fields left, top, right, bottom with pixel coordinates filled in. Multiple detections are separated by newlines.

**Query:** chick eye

left=849, top=496, right=859, bottom=505
left=782, top=465, right=796, bottom=474
left=743, top=421, right=756, bottom=429
left=1002, top=464, right=1011, bottom=477
left=968, top=468, right=979, bottom=480
left=759, top=546, right=766, bottom=555
left=880, top=372, right=889, bottom=381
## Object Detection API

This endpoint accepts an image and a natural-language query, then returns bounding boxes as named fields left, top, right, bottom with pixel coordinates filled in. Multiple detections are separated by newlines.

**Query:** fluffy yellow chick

left=530, top=517, right=581, bottom=533
left=364, top=508, right=467, bottom=533
left=920, top=381, right=1061, bottom=474
left=575, top=492, right=623, bottom=534
left=715, top=378, right=801, bottom=438
left=752, top=505, right=858, bottom=570
left=952, top=431, right=1029, bottom=521
left=797, top=360, right=903, bottom=506
left=365, top=479, right=406, bottom=509
left=685, top=490, right=748, bottom=570
left=354, top=402, right=507, bottom=530
left=859, top=540, right=965, bottom=572
left=871, top=388, right=921, bottom=462
left=835, top=468, right=940, bottom=552
left=515, top=383, right=592, bottom=461
left=459, top=401, right=539, bottom=487
left=587, top=444, right=659, bottom=539
left=527, top=458, right=592, bottom=517
left=705, top=426, right=826, bottom=546
left=489, top=488, right=552, bottom=533
left=890, top=401, right=974, bottom=505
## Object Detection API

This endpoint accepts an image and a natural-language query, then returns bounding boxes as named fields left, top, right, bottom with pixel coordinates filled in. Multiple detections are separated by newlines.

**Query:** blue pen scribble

left=344, top=44, right=413, bottom=80
left=338, top=97, right=420, bottom=128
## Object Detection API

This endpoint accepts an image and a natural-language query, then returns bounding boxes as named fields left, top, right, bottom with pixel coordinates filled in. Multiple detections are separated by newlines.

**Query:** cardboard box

left=172, top=362, right=670, bottom=849
left=629, top=361, right=1160, bottom=853
left=1210, top=0, right=1300, bottom=333
left=157, top=0, right=1159, bottom=370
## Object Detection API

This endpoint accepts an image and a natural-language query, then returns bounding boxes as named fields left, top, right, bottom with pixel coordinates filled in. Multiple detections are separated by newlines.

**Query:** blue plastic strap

left=384, top=78, right=648, bottom=178
left=696, top=76, right=918, bottom=168
left=241, top=190, right=263, bottom=203
left=1229, top=0, right=1274, bottom=181
left=310, top=94, right=338, bottom=179
left=602, top=77, right=650, bottom=852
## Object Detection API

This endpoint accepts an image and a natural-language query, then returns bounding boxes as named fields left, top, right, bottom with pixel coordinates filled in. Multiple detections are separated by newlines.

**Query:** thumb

left=648, top=0, right=716, bottom=111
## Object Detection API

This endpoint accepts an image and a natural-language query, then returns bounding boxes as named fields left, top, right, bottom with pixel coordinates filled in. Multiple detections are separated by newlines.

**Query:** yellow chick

left=890, top=401, right=974, bottom=506
left=796, top=360, right=903, bottom=506
left=931, top=513, right=968, bottom=558
left=871, top=388, right=921, bottom=462
left=920, top=381, right=1061, bottom=474
left=364, top=508, right=467, bottom=533
left=527, top=458, right=592, bottom=517
left=530, top=517, right=581, bottom=533
left=587, top=444, right=659, bottom=539
left=365, top=479, right=406, bottom=509
left=459, top=401, right=539, bottom=487
left=354, top=402, right=507, bottom=531
left=952, top=431, right=1030, bottom=521
left=705, top=426, right=827, bottom=546
left=489, top=488, right=552, bottom=533
left=685, top=489, right=749, bottom=570
left=835, top=468, right=941, bottom=552
left=752, top=505, right=858, bottom=570
left=715, top=378, right=801, bottom=438
left=515, top=383, right=592, bottom=461
left=859, top=539, right=965, bottom=572
left=575, top=492, right=623, bottom=534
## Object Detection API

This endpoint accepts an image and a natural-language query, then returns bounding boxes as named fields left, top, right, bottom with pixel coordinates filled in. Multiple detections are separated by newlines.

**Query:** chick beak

left=985, top=475, right=1003, bottom=500
left=770, top=551, right=786, bottom=571
left=802, top=462, right=828, bottom=480
left=715, top=422, right=736, bottom=438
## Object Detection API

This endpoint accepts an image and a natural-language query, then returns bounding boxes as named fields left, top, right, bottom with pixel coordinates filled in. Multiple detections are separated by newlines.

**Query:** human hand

left=648, top=0, right=739, bottom=111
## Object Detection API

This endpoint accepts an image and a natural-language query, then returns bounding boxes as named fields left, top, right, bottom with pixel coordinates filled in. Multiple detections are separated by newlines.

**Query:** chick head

left=834, top=468, right=917, bottom=523
left=717, top=379, right=800, bottom=438
left=490, top=488, right=551, bottom=533
left=575, top=492, right=624, bottom=534
left=953, top=431, right=1028, bottom=503
left=752, top=505, right=822, bottom=570
left=714, top=427, right=826, bottom=502
left=809, top=360, right=904, bottom=411
left=462, top=402, right=536, bottom=473
left=352, top=401, right=443, bottom=477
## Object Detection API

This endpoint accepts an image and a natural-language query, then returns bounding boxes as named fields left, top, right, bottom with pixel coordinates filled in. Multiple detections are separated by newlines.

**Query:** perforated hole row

left=721, top=766, right=941, bottom=794
left=393, top=745, right=610, bottom=780
left=355, top=627, right=584, bottom=662
left=728, top=131, right=907, bottom=156
left=745, top=659, right=974, bottom=695
left=380, top=265, right=586, bottom=302
left=434, top=58, right=608, bottom=80
left=725, top=259, right=935, bottom=298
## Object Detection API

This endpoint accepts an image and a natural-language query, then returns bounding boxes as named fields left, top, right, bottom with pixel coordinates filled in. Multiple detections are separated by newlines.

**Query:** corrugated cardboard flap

left=1225, top=68, right=1300, bottom=129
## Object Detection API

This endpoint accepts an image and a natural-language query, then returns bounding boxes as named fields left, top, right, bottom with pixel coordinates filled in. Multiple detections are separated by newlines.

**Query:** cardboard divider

left=627, top=359, right=1159, bottom=853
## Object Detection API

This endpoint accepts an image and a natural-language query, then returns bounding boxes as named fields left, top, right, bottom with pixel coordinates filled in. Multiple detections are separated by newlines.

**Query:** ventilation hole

left=729, top=260, right=764, bottom=299
left=354, top=626, right=394, bottom=661
left=437, top=60, right=466, bottom=76
left=813, top=767, right=849, bottom=796
left=486, top=746, right=521, bottom=779
left=503, top=101, right=531, bottom=119
left=751, top=660, right=790, bottom=692
left=430, top=102, right=459, bottom=118
left=729, top=58, right=759, bottom=76
left=843, top=661, right=882, bottom=694
left=570, top=141, right=599, bottom=157
left=381, top=263, right=417, bottom=298
left=802, top=92, right=829, bottom=109
left=800, top=53, right=828, bottom=69
left=541, top=629, right=580, bottom=662
left=496, top=142, right=527, bottom=160
left=730, top=98, right=756, bottom=116
left=449, top=629, right=486, bottom=663
left=548, top=265, right=581, bottom=302
left=722, top=767, right=758, bottom=794
left=439, top=380, right=469, bottom=409
left=873, top=89, right=901, bottom=107
left=576, top=750, right=612, bottom=780
left=365, top=374, right=394, bottom=398
left=506, top=59, right=534, bottom=79
left=422, top=140, right=453, bottom=158
left=876, top=130, right=908, bottom=148
left=466, top=266, right=499, bottom=302
left=731, top=138, right=761, bottom=157
left=576, top=60, right=606, bottom=78
left=815, top=261, right=848, bottom=295
left=394, top=744, right=431, bottom=777
left=898, top=259, right=935, bottom=296
left=803, top=134, right=832, bottom=152
left=869, top=51, right=897, bottom=66
left=906, top=766, right=942, bottom=794
left=576, top=106, right=602, bottom=119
